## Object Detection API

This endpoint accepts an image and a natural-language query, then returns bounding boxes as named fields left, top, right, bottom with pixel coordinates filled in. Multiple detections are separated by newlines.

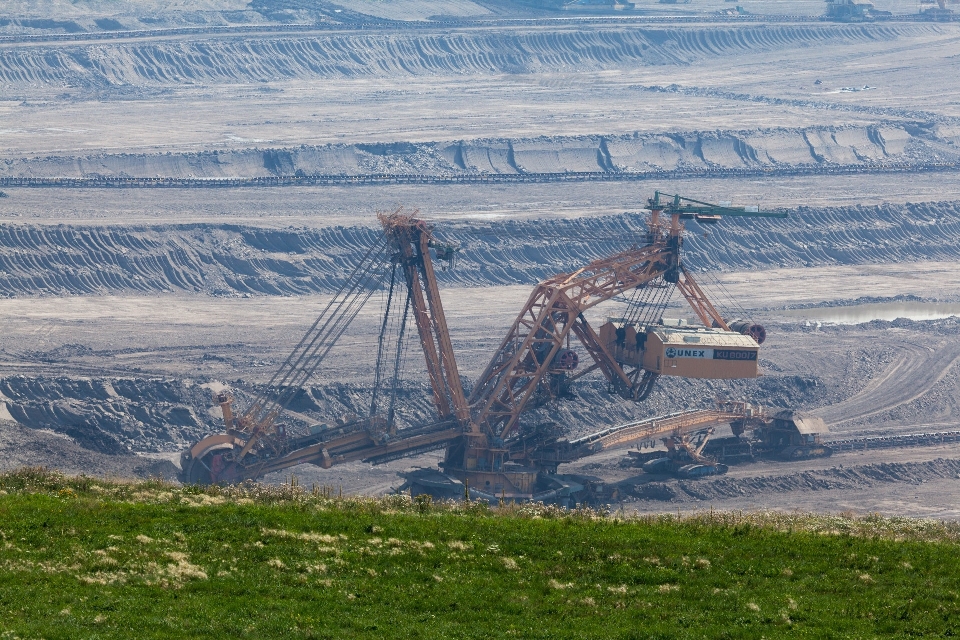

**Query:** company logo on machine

left=713, top=349, right=758, bottom=361
left=664, top=347, right=712, bottom=359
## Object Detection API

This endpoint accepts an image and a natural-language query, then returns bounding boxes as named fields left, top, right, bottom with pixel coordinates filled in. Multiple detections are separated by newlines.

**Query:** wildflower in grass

left=157, top=552, right=208, bottom=585
left=267, top=558, right=286, bottom=569
left=582, top=597, right=596, bottom=606
left=501, top=557, right=519, bottom=570
left=781, top=568, right=793, bottom=577
left=901, top=561, right=913, bottom=570
left=367, top=568, right=378, bottom=577
left=695, top=558, right=711, bottom=569
left=447, top=541, right=469, bottom=551
left=58, top=608, right=70, bottom=616
left=79, top=572, right=126, bottom=585
left=135, top=535, right=153, bottom=544
left=433, top=574, right=444, bottom=582
left=261, top=528, right=342, bottom=544
left=787, top=597, right=797, bottom=610
left=608, top=585, right=628, bottom=594
left=185, top=494, right=226, bottom=507
left=859, top=573, right=873, bottom=583
left=747, top=602, right=760, bottom=612
left=658, top=584, right=678, bottom=593
left=93, top=614, right=107, bottom=624
left=644, top=556, right=661, bottom=566
left=548, top=579, right=573, bottom=590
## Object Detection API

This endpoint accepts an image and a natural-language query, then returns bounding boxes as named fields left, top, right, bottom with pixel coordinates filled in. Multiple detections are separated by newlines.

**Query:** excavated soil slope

left=3, top=124, right=955, bottom=180
left=0, top=201, right=958, bottom=297
left=0, top=25, right=937, bottom=88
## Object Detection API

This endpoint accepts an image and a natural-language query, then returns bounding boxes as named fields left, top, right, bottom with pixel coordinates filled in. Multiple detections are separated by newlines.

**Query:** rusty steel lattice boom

left=181, top=193, right=786, bottom=501
left=469, top=241, right=672, bottom=440
left=380, top=211, right=470, bottom=426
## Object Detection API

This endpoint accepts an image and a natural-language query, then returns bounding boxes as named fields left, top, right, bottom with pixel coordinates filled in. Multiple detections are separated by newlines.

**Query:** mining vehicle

left=639, top=427, right=729, bottom=478
left=181, top=193, right=787, bottom=502
left=824, top=0, right=886, bottom=21
left=738, top=409, right=832, bottom=460
left=625, top=404, right=832, bottom=472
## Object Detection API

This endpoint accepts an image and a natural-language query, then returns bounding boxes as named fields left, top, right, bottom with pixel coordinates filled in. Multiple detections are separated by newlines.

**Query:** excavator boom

left=468, top=241, right=673, bottom=439
left=181, top=193, right=784, bottom=498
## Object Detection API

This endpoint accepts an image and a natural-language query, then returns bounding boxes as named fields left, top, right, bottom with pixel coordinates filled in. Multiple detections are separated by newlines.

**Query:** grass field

left=0, top=469, right=959, bottom=639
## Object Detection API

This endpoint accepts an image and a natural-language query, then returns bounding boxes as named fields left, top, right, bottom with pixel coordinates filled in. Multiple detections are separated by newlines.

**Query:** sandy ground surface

left=2, top=260, right=959, bottom=381
left=2, top=24, right=957, bottom=155
left=6, top=177, right=960, bottom=227
left=559, top=442, right=960, bottom=519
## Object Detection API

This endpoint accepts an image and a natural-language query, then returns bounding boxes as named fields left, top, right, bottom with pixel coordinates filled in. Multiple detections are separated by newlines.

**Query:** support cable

left=370, top=262, right=398, bottom=418
left=386, top=291, right=412, bottom=430
left=244, top=235, right=390, bottom=427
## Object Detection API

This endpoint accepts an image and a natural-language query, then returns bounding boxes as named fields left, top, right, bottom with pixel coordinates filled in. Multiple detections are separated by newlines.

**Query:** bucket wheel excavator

left=181, top=193, right=786, bottom=501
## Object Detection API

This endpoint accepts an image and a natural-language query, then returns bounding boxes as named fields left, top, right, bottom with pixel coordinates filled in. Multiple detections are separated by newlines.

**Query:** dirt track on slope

left=814, top=341, right=960, bottom=426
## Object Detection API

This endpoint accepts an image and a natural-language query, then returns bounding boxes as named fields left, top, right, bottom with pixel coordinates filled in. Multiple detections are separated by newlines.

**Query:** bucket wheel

left=179, top=435, right=245, bottom=484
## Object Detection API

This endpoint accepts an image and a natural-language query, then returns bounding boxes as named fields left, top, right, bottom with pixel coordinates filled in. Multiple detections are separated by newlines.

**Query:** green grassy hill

left=0, top=468, right=958, bottom=638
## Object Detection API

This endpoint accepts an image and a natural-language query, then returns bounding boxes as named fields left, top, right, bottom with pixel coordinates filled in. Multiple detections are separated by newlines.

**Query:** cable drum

left=728, top=320, right=766, bottom=345
left=552, top=349, right=579, bottom=370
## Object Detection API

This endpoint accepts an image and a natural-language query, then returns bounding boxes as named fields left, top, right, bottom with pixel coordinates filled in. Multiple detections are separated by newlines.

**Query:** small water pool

left=781, top=301, right=960, bottom=325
